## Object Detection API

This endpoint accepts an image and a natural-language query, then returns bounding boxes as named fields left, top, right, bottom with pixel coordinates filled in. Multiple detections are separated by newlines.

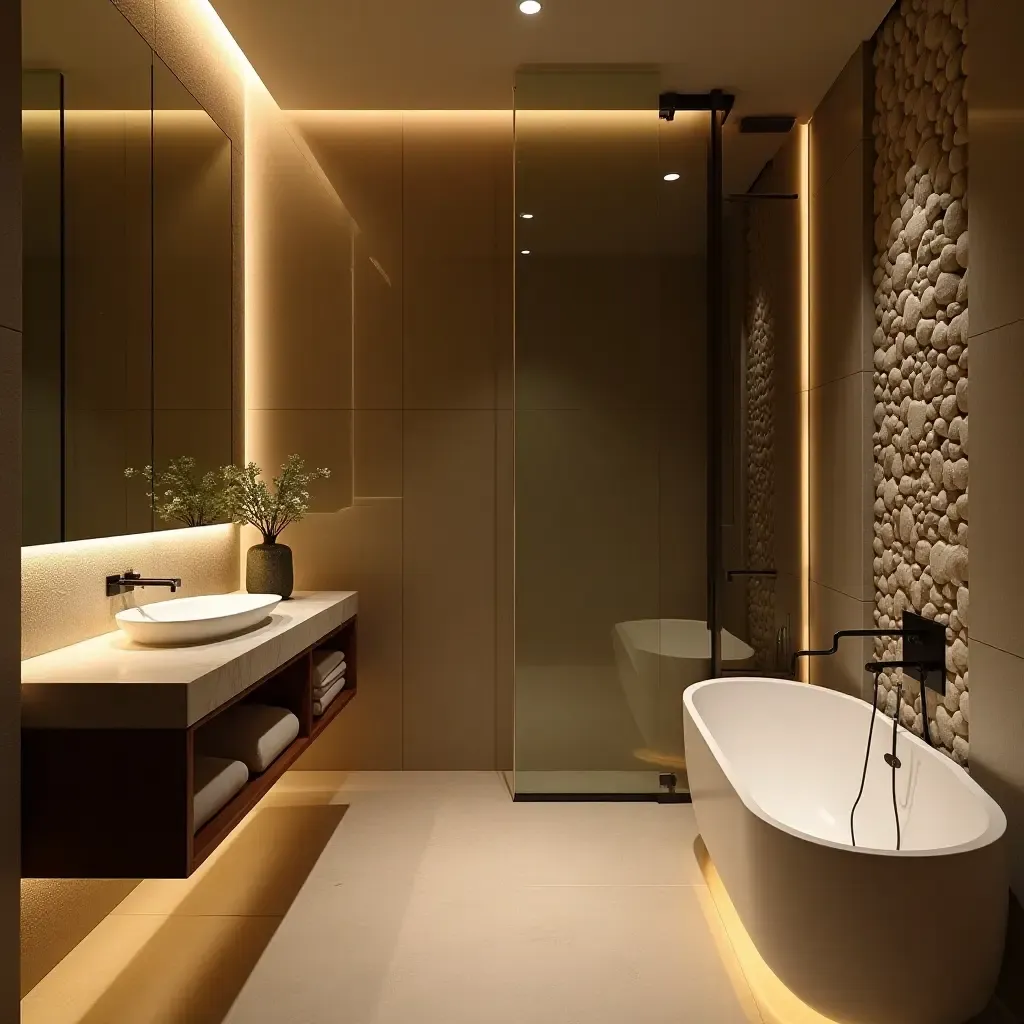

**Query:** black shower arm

left=790, top=629, right=928, bottom=678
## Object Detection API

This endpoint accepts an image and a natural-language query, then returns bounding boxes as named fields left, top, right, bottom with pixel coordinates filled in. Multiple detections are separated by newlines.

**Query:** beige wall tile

left=355, top=410, right=402, bottom=498
left=284, top=498, right=402, bottom=581
left=402, top=111, right=511, bottom=261
left=403, top=411, right=496, bottom=768
left=403, top=257, right=499, bottom=410
left=298, top=112, right=403, bottom=275
left=246, top=101, right=354, bottom=414
left=811, top=45, right=869, bottom=197
left=970, top=1, right=1024, bottom=336
left=246, top=408, right=353, bottom=515
left=970, top=639, right=1024, bottom=899
left=808, top=582, right=873, bottom=698
left=810, top=142, right=873, bottom=388
left=969, top=318, right=1024, bottom=656
left=354, top=244, right=402, bottom=410
left=810, top=371, right=873, bottom=600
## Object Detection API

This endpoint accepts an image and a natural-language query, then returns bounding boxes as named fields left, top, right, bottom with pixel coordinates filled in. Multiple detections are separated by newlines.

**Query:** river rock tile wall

left=872, top=0, right=969, bottom=763
left=746, top=286, right=776, bottom=669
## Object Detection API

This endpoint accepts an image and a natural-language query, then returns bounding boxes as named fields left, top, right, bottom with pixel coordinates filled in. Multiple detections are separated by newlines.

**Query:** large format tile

left=968, top=640, right=1024, bottom=898
left=354, top=409, right=402, bottom=498
left=970, top=2, right=1024, bottom=336
left=353, top=240, right=402, bottom=410
left=21, top=913, right=282, bottom=1024
left=970, top=318, right=1024, bottom=656
left=402, top=258, right=499, bottom=410
left=810, top=46, right=869, bottom=199
left=809, top=371, right=873, bottom=600
left=808, top=582, right=873, bottom=698
left=810, top=143, right=873, bottom=389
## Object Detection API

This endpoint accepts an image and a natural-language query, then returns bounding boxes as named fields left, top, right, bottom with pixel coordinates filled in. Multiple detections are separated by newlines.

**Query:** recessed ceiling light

left=519, top=0, right=542, bottom=14
left=520, top=249, right=531, bottom=255
left=520, top=212, right=534, bottom=219
left=663, top=172, right=681, bottom=181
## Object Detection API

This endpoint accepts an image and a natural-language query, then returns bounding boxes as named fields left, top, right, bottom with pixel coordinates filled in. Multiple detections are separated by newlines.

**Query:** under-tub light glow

left=663, top=172, right=681, bottom=181
left=694, top=837, right=840, bottom=1022
left=799, top=120, right=810, bottom=682
left=519, top=0, right=542, bottom=12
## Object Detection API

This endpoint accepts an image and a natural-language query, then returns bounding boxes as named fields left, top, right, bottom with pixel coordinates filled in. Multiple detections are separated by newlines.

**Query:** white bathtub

left=613, top=619, right=754, bottom=760
left=683, top=677, right=1007, bottom=1024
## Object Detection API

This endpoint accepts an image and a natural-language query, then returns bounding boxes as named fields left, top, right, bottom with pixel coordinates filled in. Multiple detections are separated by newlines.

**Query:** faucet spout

left=106, top=571, right=183, bottom=597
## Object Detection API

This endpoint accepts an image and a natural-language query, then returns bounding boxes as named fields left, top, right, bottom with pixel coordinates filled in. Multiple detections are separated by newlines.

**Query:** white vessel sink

left=116, top=593, right=282, bottom=646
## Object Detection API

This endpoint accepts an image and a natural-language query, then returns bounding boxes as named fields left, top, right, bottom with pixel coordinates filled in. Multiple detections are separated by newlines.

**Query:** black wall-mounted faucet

left=106, top=570, right=182, bottom=597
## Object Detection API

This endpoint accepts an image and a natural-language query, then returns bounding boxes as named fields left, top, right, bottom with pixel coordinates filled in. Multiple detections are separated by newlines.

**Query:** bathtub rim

left=683, top=676, right=1007, bottom=858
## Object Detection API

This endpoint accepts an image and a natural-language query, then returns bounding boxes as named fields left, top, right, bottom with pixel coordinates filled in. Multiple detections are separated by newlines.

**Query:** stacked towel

left=195, top=704, right=300, bottom=773
left=193, top=755, right=249, bottom=832
left=312, top=648, right=347, bottom=716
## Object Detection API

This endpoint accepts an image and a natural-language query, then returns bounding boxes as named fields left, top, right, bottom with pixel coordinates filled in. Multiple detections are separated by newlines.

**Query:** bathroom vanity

left=20, top=591, right=357, bottom=879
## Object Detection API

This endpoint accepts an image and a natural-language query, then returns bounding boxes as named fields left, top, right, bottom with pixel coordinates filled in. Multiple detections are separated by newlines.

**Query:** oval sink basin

left=116, top=593, right=282, bottom=646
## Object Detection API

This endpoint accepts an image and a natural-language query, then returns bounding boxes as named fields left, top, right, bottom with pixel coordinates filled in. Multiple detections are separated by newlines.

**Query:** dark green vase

left=246, top=540, right=293, bottom=599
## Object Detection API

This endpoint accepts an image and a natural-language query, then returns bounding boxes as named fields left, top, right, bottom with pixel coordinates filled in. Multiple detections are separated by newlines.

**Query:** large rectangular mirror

left=21, top=0, right=235, bottom=545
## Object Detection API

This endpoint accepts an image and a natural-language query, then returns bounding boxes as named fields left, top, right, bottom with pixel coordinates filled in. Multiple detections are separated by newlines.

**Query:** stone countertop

left=21, top=591, right=358, bottom=730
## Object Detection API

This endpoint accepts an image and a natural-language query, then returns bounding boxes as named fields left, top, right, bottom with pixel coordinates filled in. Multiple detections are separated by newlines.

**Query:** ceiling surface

left=211, top=0, right=891, bottom=187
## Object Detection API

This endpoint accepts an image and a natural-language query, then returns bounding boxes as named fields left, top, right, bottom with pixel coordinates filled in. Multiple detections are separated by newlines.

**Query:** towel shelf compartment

left=22, top=614, right=357, bottom=878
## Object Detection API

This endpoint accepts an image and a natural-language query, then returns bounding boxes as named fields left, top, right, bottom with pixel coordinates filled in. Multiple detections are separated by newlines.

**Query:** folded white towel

left=313, top=674, right=346, bottom=716
left=312, top=649, right=345, bottom=684
left=313, top=662, right=345, bottom=697
left=193, top=755, right=249, bottom=833
left=195, top=704, right=300, bottom=773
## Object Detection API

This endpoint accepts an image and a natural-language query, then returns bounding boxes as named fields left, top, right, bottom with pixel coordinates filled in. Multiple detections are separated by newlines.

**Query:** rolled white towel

left=195, top=704, right=300, bottom=773
left=313, top=674, right=346, bottom=716
left=193, top=755, right=248, bottom=833
left=312, top=649, right=345, bottom=684
left=313, top=661, right=345, bottom=697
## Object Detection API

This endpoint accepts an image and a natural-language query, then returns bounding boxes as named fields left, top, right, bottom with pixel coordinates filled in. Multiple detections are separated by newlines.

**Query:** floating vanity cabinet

left=21, top=591, right=357, bottom=878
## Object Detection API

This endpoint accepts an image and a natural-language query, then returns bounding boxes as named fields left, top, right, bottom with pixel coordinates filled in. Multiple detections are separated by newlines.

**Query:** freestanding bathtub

left=683, top=677, right=1007, bottom=1024
left=613, top=619, right=754, bottom=760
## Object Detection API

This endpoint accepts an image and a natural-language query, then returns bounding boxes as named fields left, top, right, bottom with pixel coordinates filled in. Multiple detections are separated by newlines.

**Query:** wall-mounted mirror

left=21, top=0, right=234, bottom=545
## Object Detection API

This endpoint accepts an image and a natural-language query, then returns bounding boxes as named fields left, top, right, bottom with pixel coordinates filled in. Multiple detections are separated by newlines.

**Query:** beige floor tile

left=22, top=913, right=281, bottom=1024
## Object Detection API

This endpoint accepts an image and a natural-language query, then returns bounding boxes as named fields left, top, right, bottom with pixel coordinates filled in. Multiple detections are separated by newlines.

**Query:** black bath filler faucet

left=790, top=610, right=947, bottom=746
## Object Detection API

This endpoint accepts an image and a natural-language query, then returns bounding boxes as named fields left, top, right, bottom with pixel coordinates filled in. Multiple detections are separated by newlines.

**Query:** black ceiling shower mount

left=658, top=90, right=734, bottom=122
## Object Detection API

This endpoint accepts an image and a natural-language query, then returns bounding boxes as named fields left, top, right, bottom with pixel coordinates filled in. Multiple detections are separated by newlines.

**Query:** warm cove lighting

left=799, top=120, right=810, bottom=681
left=663, top=172, right=681, bottom=181
left=519, top=0, right=542, bottom=13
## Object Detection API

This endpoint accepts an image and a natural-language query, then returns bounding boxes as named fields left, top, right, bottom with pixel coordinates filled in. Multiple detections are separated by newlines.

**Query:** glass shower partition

left=512, top=69, right=711, bottom=797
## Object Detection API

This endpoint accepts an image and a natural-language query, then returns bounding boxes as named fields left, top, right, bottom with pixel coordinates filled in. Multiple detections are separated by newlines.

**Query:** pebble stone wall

left=745, top=286, right=777, bottom=670
left=871, top=0, right=969, bottom=763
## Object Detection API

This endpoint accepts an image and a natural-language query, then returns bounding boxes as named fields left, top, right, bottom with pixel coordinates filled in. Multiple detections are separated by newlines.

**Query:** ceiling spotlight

left=519, top=0, right=542, bottom=13
left=663, top=172, right=681, bottom=181
left=520, top=212, right=534, bottom=219
left=520, top=249, right=531, bottom=255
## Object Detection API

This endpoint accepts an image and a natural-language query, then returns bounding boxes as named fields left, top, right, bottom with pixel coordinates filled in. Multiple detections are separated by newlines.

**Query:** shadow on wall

left=21, top=800, right=345, bottom=1021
